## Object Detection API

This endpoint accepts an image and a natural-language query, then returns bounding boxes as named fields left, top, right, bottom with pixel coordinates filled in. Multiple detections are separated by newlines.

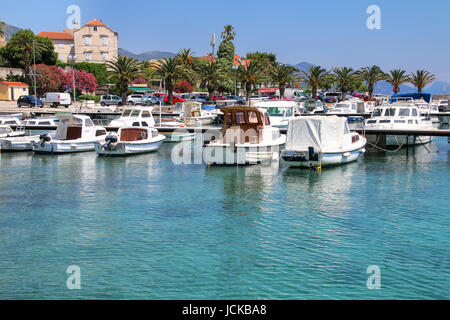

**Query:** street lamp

left=68, top=55, right=77, bottom=102
left=232, top=65, right=238, bottom=96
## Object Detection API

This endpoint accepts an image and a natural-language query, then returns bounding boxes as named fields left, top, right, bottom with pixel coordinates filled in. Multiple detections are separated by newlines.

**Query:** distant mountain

left=118, top=48, right=176, bottom=61
left=290, top=61, right=315, bottom=72
left=5, top=23, right=21, bottom=41
left=373, top=80, right=449, bottom=95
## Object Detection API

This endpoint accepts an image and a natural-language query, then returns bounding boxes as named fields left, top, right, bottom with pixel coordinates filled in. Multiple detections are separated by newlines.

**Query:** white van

left=42, top=93, right=72, bottom=108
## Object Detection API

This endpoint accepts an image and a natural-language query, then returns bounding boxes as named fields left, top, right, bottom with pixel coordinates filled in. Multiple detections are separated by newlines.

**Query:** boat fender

left=343, top=152, right=351, bottom=157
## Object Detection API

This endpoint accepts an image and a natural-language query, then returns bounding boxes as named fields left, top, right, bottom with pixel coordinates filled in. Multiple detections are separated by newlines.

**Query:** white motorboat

left=253, top=100, right=298, bottom=128
left=108, top=107, right=156, bottom=128
left=204, top=106, right=286, bottom=165
left=0, top=125, right=29, bottom=151
left=364, top=103, right=434, bottom=146
left=181, top=103, right=217, bottom=126
left=0, top=134, right=42, bottom=151
left=281, top=116, right=366, bottom=167
left=95, top=127, right=166, bottom=156
left=301, top=100, right=326, bottom=114
left=0, top=117, right=22, bottom=126
left=32, top=115, right=108, bottom=154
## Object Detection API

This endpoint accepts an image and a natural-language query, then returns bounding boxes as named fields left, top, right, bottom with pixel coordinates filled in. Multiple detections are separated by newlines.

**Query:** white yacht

left=32, top=115, right=108, bottom=154
left=181, top=104, right=217, bottom=126
left=95, top=127, right=166, bottom=156
left=204, top=106, right=286, bottom=165
left=253, top=100, right=298, bottom=128
left=364, top=103, right=434, bottom=146
left=108, top=107, right=156, bottom=128
left=281, top=116, right=366, bottom=167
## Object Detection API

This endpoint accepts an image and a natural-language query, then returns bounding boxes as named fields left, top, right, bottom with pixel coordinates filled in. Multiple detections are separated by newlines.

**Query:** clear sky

left=2, top=0, right=450, bottom=82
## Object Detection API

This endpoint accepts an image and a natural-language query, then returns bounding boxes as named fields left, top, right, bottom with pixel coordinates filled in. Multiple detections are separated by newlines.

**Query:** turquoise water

left=0, top=137, right=449, bottom=299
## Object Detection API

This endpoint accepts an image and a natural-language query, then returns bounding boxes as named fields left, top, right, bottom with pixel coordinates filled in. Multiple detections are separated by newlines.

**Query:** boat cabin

left=118, top=127, right=158, bottom=142
left=220, top=107, right=270, bottom=144
left=253, top=100, right=297, bottom=117
left=21, top=117, right=59, bottom=127
left=55, top=115, right=106, bottom=140
left=109, top=107, right=155, bottom=127
left=0, top=125, right=14, bottom=137
left=0, top=117, right=22, bottom=126
left=367, top=104, right=422, bottom=125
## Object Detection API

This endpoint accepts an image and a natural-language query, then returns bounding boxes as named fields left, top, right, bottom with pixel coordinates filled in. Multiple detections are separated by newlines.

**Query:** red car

left=211, top=95, right=227, bottom=101
left=163, top=95, right=186, bottom=103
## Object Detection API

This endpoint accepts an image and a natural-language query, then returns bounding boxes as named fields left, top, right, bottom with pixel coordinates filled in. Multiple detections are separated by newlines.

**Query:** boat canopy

left=389, top=93, right=432, bottom=103
left=286, top=116, right=347, bottom=151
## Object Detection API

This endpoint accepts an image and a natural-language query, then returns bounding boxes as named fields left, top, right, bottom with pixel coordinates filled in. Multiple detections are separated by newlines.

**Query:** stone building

left=37, top=19, right=118, bottom=64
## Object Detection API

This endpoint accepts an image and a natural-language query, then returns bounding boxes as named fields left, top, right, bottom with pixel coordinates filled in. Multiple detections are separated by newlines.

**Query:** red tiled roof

left=36, top=31, right=74, bottom=40
left=85, top=19, right=106, bottom=26
left=199, top=54, right=250, bottom=67
left=1, top=81, right=29, bottom=87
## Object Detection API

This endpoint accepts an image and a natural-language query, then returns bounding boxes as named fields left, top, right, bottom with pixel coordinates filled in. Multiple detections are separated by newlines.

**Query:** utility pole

left=32, top=40, right=37, bottom=108
left=69, top=55, right=77, bottom=102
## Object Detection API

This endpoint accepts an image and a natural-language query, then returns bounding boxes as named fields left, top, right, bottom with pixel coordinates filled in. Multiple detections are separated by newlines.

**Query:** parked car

left=268, top=95, right=280, bottom=100
left=17, top=95, right=44, bottom=108
left=163, top=95, right=186, bottom=104
left=211, top=95, right=227, bottom=101
left=182, top=93, right=207, bottom=103
left=126, top=94, right=144, bottom=105
left=437, top=100, right=448, bottom=112
left=100, top=95, right=122, bottom=106
left=224, top=95, right=245, bottom=105
left=142, top=96, right=163, bottom=106
left=42, top=92, right=71, bottom=108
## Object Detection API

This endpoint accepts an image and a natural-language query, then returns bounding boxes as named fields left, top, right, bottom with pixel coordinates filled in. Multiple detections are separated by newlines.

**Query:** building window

left=102, top=52, right=109, bottom=61
left=58, top=43, right=64, bottom=49
left=84, top=52, right=92, bottom=61
left=94, top=26, right=98, bottom=32
left=58, top=53, right=65, bottom=61
left=84, top=36, right=91, bottom=45
left=101, top=36, right=109, bottom=46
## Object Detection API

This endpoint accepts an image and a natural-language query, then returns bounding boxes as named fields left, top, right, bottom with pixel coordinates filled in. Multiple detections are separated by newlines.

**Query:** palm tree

left=106, top=55, right=141, bottom=102
left=152, top=57, right=183, bottom=105
left=299, top=66, right=329, bottom=98
left=176, top=48, right=197, bottom=83
left=272, top=63, right=298, bottom=99
left=333, top=67, right=358, bottom=101
left=198, top=61, right=225, bottom=98
left=409, top=70, right=436, bottom=93
left=221, top=25, right=236, bottom=41
left=237, top=61, right=263, bottom=105
left=357, top=65, right=387, bottom=98
left=385, top=69, right=410, bottom=94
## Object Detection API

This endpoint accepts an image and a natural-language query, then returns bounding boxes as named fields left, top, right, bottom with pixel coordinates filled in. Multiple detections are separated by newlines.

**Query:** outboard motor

left=38, top=133, right=51, bottom=146
left=103, top=133, right=118, bottom=151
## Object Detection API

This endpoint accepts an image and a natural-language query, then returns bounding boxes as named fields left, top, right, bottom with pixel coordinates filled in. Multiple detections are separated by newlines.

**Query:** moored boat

left=32, top=115, right=108, bottom=154
left=281, top=116, right=366, bottom=167
left=95, top=127, right=166, bottom=156
left=204, top=106, right=286, bottom=165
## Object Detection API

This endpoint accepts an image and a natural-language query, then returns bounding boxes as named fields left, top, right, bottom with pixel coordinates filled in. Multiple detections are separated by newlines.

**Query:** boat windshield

left=266, top=107, right=293, bottom=117
left=373, top=109, right=382, bottom=117
left=0, top=127, right=12, bottom=134
left=122, top=109, right=132, bottom=117
left=130, top=110, right=141, bottom=117
left=384, top=108, right=396, bottom=116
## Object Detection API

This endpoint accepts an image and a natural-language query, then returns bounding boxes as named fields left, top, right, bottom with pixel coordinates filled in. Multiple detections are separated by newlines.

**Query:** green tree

left=409, top=70, right=435, bottom=93
left=357, top=65, right=387, bottom=98
left=0, top=29, right=56, bottom=84
left=386, top=69, right=410, bottom=94
left=237, top=61, right=263, bottom=104
left=246, top=51, right=277, bottom=87
left=198, top=61, right=225, bottom=98
left=152, top=57, right=183, bottom=105
left=176, top=48, right=197, bottom=84
left=216, top=40, right=235, bottom=93
left=221, top=25, right=236, bottom=41
left=299, top=66, right=329, bottom=98
left=106, top=55, right=141, bottom=102
left=272, top=63, right=298, bottom=98
left=333, top=67, right=358, bottom=101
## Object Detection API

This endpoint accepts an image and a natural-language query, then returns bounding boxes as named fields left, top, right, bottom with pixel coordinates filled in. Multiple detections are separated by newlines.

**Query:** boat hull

left=0, top=135, right=40, bottom=151
left=33, top=139, right=102, bottom=154
left=95, top=138, right=165, bottom=156
left=281, top=148, right=365, bottom=167
left=204, top=143, right=285, bottom=165
left=366, top=134, right=432, bottom=147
